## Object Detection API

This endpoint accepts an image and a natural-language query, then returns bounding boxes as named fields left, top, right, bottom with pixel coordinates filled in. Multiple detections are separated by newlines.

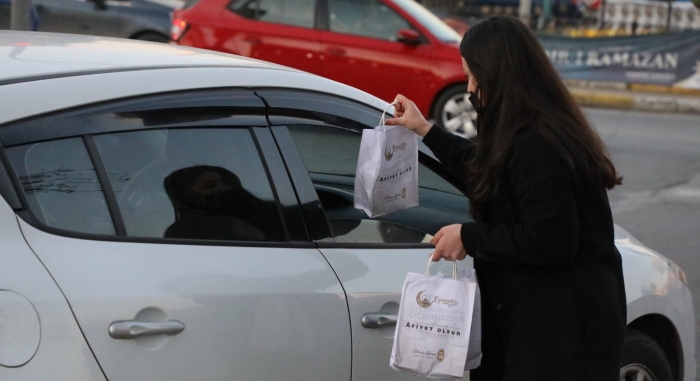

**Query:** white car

left=0, top=32, right=694, bottom=381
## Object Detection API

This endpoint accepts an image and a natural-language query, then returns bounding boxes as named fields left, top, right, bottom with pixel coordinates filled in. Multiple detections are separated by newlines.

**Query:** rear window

left=6, top=128, right=288, bottom=242
left=6, top=138, right=115, bottom=235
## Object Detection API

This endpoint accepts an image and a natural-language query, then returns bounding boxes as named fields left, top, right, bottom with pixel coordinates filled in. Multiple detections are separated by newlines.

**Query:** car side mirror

left=396, top=29, right=421, bottom=45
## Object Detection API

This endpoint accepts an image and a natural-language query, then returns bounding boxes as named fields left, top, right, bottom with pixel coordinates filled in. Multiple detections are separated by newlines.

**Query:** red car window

left=327, top=0, right=410, bottom=40
left=228, top=0, right=315, bottom=28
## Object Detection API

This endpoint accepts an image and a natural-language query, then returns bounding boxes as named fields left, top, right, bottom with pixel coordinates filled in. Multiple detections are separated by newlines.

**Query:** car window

left=93, top=128, right=286, bottom=241
left=6, top=138, right=115, bottom=235
left=327, top=0, right=411, bottom=41
left=288, top=125, right=462, bottom=194
left=419, top=161, right=464, bottom=195
left=392, top=0, right=461, bottom=43
left=228, top=0, right=315, bottom=28
left=286, top=125, right=467, bottom=244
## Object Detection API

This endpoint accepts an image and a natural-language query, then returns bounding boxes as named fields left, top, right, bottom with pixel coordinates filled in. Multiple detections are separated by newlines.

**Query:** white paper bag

left=459, top=270, right=482, bottom=370
left=390, top=259, right=478, bottom=379
left=354, top=103, right=418, bottom=218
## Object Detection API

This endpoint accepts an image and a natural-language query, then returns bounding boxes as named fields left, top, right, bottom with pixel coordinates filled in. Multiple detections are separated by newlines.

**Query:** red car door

left=318, top=0, right=434, bottom=108
left=220, top=0, right=322, bottom=74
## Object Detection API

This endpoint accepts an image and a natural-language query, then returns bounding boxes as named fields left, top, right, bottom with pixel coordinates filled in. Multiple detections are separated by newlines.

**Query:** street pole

left=520, top=0, right=533, bottom=27
left=10, top=0, right=32, bottom=31
left=538, top=0, right=552, bottom=30
left=666, top=0, right=672, bottom=31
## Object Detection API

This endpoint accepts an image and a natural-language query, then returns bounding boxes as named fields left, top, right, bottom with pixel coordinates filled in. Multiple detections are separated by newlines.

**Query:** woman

left=386, top=16, right=626, bottom=381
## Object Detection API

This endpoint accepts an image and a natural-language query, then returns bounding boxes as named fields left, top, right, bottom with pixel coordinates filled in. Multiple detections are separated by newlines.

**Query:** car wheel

left=619, top=329, right=673, bottom=381
left=133, top=32, right=169, bottom=43
left=431, top=85, right=477, bottom=139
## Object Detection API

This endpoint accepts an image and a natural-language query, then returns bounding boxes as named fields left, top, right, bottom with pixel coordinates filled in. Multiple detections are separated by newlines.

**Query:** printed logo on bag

left=408, top=309, right=467, bottom=323
left=384, top=145, right=394, bottom=161
left=416, top=291, right=433, bottom=308
left=415, top=291, right=460, bottom=308
left=412, top=349, right=438, bottom=360
left=437, top=349, right=445, bottom=362
left=433, top=296, right=459, bottom=307
left=384, top=142, right=408, bottom=161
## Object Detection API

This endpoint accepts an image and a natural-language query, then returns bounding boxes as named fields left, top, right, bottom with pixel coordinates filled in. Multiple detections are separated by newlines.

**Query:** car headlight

left=668, top=260, right=689, bottom=287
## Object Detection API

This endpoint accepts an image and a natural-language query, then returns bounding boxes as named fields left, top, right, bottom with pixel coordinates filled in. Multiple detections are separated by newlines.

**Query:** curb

left=568, top=88, right=700, bottom=115
left=629, top=84, right=700, bottom=97
left=562, top=79, right=700, bottom=97
left=570, top=90, right=635, bottom=109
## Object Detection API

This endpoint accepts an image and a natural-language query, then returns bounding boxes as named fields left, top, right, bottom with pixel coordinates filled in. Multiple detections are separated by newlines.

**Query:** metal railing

left=420, top=0, right=700, bottom=35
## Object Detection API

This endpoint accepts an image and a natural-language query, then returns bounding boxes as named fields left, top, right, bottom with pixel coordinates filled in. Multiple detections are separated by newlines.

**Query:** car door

left=2, top=89, right=351, bottom=381
left=0, top=156, right=105, bottom=380
left=221, top=0, right=322, bottom=74
left=35, top=0, right=122, bottom=36
left=317, top=0, right=433, bottom=104
left=257, top=89, right=473, bottom=380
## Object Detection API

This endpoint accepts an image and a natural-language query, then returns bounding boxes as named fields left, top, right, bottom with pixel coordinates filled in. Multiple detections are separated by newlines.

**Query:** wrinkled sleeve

left=459, top=137, right=580, bottom=266
left=421, top=124, right=476, bottom=182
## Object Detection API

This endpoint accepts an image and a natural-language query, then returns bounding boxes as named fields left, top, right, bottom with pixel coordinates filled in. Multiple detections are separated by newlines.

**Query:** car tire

left=431, top=85, right=477, bottom=139
left=133, top=32, right=169, bottom=43
left=620, top=329, right=674, bottom=381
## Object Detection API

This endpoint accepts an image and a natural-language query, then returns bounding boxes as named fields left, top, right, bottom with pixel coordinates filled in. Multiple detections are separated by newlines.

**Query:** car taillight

left=171, top=18, right=189, bottom=42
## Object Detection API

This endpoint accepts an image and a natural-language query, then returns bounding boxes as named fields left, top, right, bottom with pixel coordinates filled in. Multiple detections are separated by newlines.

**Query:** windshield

left=391, top=0, right=461, bottom=43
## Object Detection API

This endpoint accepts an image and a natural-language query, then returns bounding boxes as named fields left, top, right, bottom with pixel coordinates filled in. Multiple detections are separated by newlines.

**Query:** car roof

left=0, top=31, right=389, bottom=124
left=0, top=31, right=291, bottom=83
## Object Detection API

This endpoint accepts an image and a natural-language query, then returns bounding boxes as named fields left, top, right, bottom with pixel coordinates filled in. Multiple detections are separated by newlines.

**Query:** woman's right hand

left=385, top=94, right=433, bottom=138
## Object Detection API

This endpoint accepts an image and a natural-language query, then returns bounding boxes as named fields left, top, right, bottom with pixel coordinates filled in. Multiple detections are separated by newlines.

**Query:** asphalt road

left=585, top=108, right=700, bottom=380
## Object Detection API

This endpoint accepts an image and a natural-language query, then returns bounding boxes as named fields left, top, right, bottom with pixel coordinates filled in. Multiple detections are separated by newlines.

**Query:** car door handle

left=244, top=36, right=262, bottom=45
left=109, top=320, right=185, bottom=339
left=362, top=313, right=397, bottom=328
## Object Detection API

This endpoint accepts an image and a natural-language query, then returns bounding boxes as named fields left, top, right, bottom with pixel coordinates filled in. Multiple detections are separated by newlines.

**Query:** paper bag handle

left=378, top=101, right=399, bottom=131
left=425, top=257, right=459, bottom=280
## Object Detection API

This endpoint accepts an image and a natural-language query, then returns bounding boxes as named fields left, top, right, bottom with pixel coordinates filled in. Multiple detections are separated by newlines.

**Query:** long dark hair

left=460, top=16, right=622, bottom=211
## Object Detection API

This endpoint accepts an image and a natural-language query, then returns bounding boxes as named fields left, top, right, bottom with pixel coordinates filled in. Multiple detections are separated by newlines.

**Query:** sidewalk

left=564, top=81, right=700, bottom=115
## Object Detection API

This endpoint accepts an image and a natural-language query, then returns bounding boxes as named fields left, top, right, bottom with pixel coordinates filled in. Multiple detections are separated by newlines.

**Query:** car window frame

left=0, top=88, right=314, bottom=248
left=256, top=88, right=471, bottom=249
left=0, top=148, right=23, bottom=211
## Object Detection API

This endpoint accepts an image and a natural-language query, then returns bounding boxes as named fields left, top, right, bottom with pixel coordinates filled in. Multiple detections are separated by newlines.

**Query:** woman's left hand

left=430, top=224, right=467, bottom=262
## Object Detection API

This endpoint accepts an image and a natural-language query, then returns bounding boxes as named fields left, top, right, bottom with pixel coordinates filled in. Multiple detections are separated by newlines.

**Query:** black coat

left=422, top=125, right=627, bottom=381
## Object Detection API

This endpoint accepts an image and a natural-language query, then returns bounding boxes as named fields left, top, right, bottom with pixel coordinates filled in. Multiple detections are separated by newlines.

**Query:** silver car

left=0, top=32, right=695, bottom=381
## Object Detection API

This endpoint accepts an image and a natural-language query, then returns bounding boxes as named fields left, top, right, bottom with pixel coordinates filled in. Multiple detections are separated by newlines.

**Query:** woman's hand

left=430, top=224, right=467, bottom=262
left=385, top=94, right=433, bottom=137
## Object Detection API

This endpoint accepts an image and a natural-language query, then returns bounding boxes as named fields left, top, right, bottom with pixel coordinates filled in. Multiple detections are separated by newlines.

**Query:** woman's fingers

left=393, top=95, right=407, bottom=112
left=393, top=94, right=408, bottom=109
left=430, top=228, right=444, bottom=245
left=385, top=95, right=407, bottom=125
left=384, top=116, right=403, bottom=125
left=384, top=94, right=432, bottom=137
left=430, top=224, right=467, bottom=262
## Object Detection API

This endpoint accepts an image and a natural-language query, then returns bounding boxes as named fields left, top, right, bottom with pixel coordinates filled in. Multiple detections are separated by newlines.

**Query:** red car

left=171, top=0, right=476, bottom=137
